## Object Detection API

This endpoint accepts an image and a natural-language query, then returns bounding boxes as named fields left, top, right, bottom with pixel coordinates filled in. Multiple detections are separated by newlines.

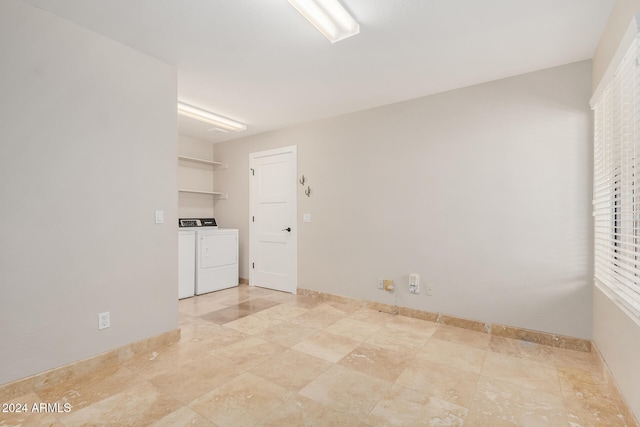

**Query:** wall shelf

left=178, top=188, right=228, bottom=199
left=178, top=155, right=227, bottom=169
left=178, top=152, right=229, bottom=205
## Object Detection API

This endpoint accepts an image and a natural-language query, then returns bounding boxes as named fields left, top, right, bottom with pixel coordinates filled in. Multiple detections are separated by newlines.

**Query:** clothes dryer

left=196, top=227, right=239, bottom=294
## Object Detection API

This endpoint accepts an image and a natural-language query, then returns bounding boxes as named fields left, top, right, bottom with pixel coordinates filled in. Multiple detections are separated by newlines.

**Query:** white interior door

left=249, top=146, right=297, bottom=293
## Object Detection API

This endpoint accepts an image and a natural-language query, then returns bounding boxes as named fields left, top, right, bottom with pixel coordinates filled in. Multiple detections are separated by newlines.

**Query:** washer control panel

left=179, top=218, right=218, bottom=228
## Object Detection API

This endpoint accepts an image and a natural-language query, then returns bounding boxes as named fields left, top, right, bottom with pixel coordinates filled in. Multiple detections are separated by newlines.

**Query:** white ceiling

left=22, top=0, right=615, bottom=143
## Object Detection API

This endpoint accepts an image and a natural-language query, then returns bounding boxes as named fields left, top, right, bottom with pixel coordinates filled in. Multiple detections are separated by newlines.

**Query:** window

left=593, top=34, right=640, bottom=317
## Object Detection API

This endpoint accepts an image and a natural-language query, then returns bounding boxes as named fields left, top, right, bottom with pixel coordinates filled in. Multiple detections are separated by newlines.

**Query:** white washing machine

left=178, top=229, right=196, bottom=299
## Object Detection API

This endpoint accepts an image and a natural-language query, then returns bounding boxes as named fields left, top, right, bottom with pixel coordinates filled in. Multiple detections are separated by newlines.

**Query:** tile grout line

left=465, top=337, right=490, bottom=424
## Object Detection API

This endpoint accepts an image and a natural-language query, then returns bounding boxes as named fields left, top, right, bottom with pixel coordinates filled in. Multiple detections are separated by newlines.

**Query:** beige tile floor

left=2, top=285, right=631, bottom=426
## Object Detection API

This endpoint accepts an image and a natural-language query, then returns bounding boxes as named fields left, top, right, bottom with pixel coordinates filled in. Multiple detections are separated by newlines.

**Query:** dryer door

left=200, top=232, right=238, bottom=270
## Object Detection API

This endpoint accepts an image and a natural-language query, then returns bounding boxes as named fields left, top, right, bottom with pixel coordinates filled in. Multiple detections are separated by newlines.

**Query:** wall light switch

left=155, top=210, right=164, bottom=224
left=303, top=213, right=311, bottom=223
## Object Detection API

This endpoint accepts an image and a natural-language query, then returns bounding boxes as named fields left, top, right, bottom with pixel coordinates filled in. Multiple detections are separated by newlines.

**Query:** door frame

left=249, top=145, right=298, bottom=293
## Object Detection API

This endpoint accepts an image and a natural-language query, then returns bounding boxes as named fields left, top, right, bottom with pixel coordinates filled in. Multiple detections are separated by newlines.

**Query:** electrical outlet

left=409, top=273, right=420, bottom=294
left=425, top=284, right=433, bottom=296
left=377, top=278, right=384, bottom=290
left=98, top=312, right=110, bottom=330
left=383, top=279, right=394, bottom=291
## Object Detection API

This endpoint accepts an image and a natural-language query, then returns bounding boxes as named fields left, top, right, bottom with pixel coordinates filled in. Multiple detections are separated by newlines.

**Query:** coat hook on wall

left=299, top=175, right=306, bottom=186
left=305, top=186, right=311, bottom=197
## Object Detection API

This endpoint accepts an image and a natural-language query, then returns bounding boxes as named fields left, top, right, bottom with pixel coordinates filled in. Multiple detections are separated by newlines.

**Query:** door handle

left=281, top=227, right=291, bottom=232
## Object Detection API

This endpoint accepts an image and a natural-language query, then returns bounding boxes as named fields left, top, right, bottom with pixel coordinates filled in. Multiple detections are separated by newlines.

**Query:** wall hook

left=299, top=175, right=306, bottom=186
left=305, top=186, right=311, bottom=197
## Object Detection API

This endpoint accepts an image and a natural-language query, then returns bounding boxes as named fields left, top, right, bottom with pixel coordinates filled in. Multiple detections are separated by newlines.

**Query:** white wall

left=593, top=287, right=640, bottom=419
left=592, top=0, right=640, bottom=422
left=214, top=61, right=593, bottom=339
left=0, top=0, right=178, bottom=385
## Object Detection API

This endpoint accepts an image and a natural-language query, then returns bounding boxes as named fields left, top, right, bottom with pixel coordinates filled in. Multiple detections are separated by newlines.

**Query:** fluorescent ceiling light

left=289, top=0, right=359, bottom=43
left=177, top=102, right=246, bottom=132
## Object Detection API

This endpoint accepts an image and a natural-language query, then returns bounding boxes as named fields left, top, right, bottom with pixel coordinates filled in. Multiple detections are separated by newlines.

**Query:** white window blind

left=593, top=34, right=640, bottom=317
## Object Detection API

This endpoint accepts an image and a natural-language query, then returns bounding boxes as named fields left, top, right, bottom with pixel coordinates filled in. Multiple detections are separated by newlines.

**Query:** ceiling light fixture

left=177, top=102, right=247, bottom=132
left=288, top=0, right=359, bottom=43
